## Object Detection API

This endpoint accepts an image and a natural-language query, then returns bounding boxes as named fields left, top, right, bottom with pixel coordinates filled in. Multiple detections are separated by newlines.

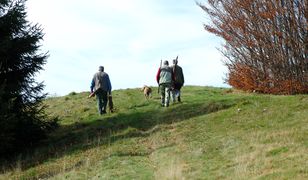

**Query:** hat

left=163, top=60, right=169, bottom=65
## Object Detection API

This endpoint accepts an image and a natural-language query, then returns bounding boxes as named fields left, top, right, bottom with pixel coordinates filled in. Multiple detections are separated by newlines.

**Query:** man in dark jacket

left=156, top=60, right=174, bottom=107
left=171, top=58, right=184, bottom=102
left=90, top=66, right=112, bottom=115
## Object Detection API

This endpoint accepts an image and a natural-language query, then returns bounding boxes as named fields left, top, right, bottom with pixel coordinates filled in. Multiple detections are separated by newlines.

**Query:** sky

left=26, top=0, right=228, bottom=96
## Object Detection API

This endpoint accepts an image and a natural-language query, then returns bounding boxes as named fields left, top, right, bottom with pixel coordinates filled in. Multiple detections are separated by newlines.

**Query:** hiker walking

left=171, top=56, right=184, bottom=102
left=90, top=66, right=112, bottom=115
left=156, top=60, right=174, bottom=107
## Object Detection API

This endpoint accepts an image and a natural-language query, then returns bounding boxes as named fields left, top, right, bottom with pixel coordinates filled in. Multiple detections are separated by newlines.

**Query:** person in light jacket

left=90, top=66, right=112, bottom=115
left=156, top=60, right=174, bottom=107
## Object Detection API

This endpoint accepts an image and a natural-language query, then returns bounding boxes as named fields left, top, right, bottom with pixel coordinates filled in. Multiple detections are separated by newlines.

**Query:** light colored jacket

left=90, top=71, right=112, bottom=94
left=157, top=65, right=173, bottom=85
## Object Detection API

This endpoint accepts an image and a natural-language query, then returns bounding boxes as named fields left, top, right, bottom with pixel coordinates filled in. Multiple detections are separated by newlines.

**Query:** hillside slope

left=1, top=86, right=307, bottom=179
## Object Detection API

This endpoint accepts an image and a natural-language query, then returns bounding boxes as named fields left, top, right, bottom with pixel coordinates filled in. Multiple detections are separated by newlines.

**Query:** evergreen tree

left=0, top=0, right=56, bottom=155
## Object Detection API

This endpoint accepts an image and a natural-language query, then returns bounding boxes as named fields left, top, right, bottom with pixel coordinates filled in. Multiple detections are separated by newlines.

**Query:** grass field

left=1, top=86, right=307, bottom=179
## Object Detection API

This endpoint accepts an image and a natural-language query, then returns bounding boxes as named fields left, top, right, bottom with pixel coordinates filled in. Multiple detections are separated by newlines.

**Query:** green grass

left=1, top=86, right=307, bottom=179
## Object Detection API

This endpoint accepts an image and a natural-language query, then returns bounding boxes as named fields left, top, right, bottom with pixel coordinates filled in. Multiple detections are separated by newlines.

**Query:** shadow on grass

left=1, top=98, right=238, bottom=175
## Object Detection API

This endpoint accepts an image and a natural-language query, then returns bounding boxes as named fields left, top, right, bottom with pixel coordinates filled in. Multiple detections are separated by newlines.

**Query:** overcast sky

left=26, top=0, right=228, bottom=96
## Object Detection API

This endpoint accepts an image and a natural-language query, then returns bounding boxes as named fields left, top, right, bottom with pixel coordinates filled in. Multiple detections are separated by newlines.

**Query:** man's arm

left=172, top=67, right=175, bottom=82
left=90, top=78, right=95, bottom=93
left=156, top=68, right=161, bottom=84
left=181, top=67, right=184, bottom=84
left=106, top=74, right=112, bottom=95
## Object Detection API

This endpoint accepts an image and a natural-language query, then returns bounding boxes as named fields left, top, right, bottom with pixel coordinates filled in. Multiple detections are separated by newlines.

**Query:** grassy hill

left=1, top=86, right=307, bottom=179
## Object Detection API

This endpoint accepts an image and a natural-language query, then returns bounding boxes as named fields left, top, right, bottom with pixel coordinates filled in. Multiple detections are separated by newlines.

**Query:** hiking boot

left=178, top=96, right=181, bottom=102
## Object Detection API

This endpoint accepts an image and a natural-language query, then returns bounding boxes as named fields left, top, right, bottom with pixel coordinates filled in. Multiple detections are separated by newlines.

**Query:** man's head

left=173, top=59, right=178, bottom=65
left=163, top=60, right=169, bottom=66
left=99, top=66, right=104, bottom=72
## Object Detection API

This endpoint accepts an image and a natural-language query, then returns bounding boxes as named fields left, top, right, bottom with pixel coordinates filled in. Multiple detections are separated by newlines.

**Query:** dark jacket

left=172, top=65, right=184, bottom=85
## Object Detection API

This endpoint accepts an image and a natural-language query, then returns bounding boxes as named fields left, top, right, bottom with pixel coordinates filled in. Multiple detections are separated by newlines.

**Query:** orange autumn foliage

left=199, top=0, right=308, bottom=94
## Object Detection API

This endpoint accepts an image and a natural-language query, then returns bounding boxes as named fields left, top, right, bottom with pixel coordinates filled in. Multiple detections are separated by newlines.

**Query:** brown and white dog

left=141, top=85, right=152, bottom=99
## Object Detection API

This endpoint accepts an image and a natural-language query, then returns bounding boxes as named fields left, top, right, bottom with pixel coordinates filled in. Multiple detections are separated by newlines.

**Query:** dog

left=141, top=85, right=152, bottom=99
